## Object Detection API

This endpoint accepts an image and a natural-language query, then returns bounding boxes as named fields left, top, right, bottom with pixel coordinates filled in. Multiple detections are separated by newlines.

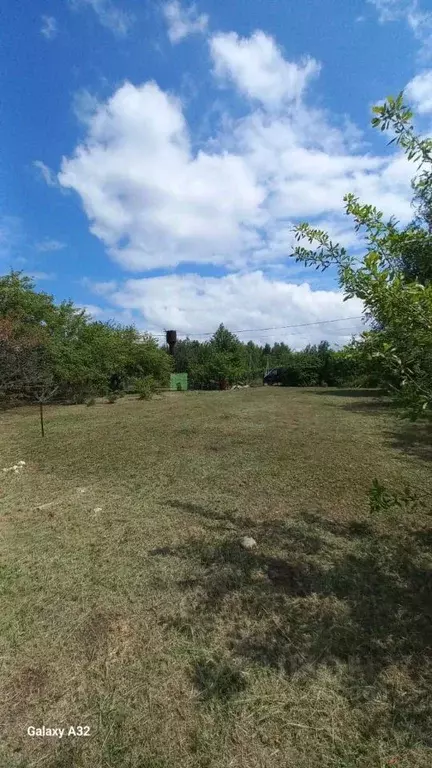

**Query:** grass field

left=1, top=388, right=431, bottom=768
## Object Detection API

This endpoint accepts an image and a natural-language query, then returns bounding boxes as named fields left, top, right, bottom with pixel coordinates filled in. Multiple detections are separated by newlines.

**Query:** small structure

left=170, top=373, right=188, bottom=391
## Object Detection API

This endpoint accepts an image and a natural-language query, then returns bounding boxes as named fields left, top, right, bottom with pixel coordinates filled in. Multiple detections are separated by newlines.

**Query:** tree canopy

left=292, top=93, right=432, bottom=419
left=171, top=324, right=364, bottom=389
left=0, top=273, right=172, bottom=406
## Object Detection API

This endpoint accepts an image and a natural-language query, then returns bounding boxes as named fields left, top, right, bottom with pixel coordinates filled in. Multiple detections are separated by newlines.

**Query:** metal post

left=39, top=402, right=45, bottom=437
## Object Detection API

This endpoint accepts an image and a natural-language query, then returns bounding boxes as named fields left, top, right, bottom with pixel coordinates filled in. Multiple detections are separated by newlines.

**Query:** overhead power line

left=251, top=327, right=363, bottom=342
left=150, top=315, right=364, bottom=338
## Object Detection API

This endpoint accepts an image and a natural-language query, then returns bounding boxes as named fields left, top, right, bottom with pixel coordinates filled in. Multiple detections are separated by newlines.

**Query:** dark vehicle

left=263, top=367, right=287, bottom=385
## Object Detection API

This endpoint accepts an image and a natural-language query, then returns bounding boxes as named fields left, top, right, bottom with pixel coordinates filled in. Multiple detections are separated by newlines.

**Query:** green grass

left=0, top=388, right=431, bottom=768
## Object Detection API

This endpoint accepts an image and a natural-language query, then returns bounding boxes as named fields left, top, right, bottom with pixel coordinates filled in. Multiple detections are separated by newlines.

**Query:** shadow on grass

left=310, top=388, right=396, bottom=417
left=165, top=500, right=327, bottom=552
left=385, top=422, right=432, bottom=464
left=158, top=500, right=432, bottom=747
left=342, top=400, right=396, bottom=416
left=192, top=655, right=247, bottom=703
left=313, top=388, right=386, bottom=398
left=314, top=388, right=432, bottom=463
left=300, top=510, right=374, bottom=539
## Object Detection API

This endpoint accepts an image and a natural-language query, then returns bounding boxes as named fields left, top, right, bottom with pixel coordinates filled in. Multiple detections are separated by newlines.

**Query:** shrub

left=73, top=393, right=87, bottom=405
left=135, top=375, right=158, bottom=400
left=107, top=393, right=118, bottom=404
left=86, top=397, right=96, bottom=407
left=176, top=382, right=183, bottom=392
left=138, top=385, right=152, bottom=400
left=280, top=367, right=301, bottom=387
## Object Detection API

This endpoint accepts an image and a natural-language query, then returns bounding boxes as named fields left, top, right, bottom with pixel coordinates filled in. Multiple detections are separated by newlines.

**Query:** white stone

left=240, top=536, right=257, bottom=550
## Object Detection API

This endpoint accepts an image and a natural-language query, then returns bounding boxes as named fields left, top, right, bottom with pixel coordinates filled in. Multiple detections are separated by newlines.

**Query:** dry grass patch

left=0, top=388, right=431, bottom=767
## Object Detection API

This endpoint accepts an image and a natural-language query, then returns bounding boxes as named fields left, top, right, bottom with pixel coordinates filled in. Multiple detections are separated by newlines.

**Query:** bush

left=107, top=393, right=117, bottom=404
left=73, top=393, right=87, bottom=405
left=280, top=367, right=301, bottom=387
left=135, top=375, right=158, bottom=400
left=86, top=397, right=96, bottom=407
left=138, top=385, right=152, bottom=400
left=249, top=379, right=263, bottom=388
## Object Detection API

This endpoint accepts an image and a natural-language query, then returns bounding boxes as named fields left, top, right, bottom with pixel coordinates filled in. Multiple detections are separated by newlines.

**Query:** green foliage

left=0, top=274, right=371, bottom=403
left=173, top=327, right=365, bottom=390
left=107, top=393, right=118, bottom=404
left=0, top=272, right=172, bottom=407
left=173, top=326, right=251, bottom=389
left=277, top=342, right=362, bottom=388
left=135, top=375, right=158, bottom=400
left=292, top=95, right=432, bottom=419
left=369, top=478, right=421, bottom=516
left=173, top=328, right=374, bottom=389
left=138, top=386, right=152, bottom=400
left=86, top=397, right=96, bottom=407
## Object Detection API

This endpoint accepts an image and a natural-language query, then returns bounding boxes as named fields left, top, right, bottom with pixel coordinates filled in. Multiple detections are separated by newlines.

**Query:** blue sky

left=1, top=0, right=432, bottom=347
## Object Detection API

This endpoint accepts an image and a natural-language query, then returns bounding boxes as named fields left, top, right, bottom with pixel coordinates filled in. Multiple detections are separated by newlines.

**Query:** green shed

left=170, top=373, right=188, bottom=391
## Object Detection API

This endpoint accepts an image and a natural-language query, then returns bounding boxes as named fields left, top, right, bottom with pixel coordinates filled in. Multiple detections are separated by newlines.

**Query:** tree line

left=170, top=326, right=366, bottom=389
left=0, top=272, right=172, bottom=408
left=1, top=96, right=430, bottom=419
left=0, top=274, right=363, bottom=406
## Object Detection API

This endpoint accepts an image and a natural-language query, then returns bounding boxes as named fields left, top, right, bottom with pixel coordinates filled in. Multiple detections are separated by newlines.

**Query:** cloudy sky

left=1, top=0, right=432, bottom=347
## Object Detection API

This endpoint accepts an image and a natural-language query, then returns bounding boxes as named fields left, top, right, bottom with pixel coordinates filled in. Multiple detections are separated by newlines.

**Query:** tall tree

left=292, top=93, right=432, bottom=418
left=0, top=272, right=173, bottom=404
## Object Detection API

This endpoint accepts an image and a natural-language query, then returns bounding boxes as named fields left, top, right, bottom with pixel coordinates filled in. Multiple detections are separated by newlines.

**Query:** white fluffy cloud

left=405, top=70, right=432, bottom=113
left=210, top=31, right=320, bottom=108
left=59, top=81, right=266, bottom=270
left=40, top=16, right=58, bottom=40
left=58, top=55, right=413, bottom=273
left=50, top=20, right=422, bottom=343
left=163, top=1, right=208, bottom=43
left=91, top=271, right=366, bottom=348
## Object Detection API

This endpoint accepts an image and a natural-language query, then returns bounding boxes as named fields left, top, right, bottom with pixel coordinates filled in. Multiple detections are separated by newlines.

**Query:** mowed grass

left=1, top=388, right=431, bottom=768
